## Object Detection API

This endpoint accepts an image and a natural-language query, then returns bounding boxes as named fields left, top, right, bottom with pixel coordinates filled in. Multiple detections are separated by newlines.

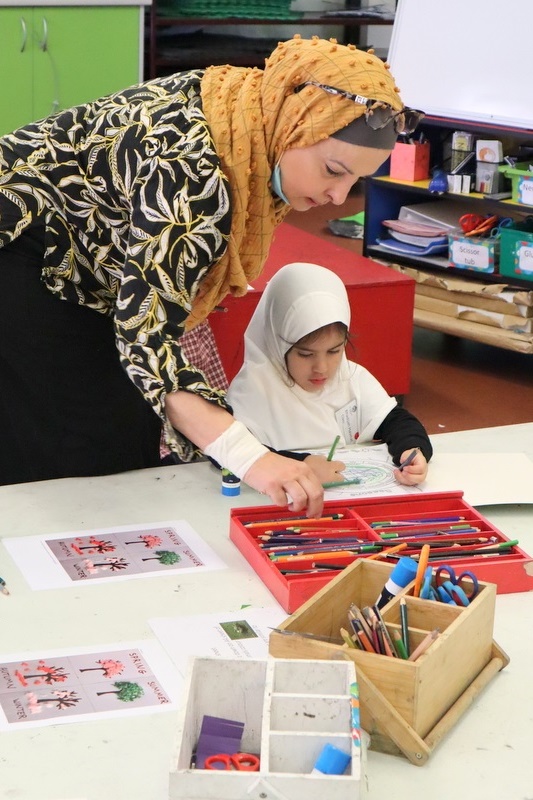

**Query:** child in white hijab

left=227, top=262, right=432, bottom=485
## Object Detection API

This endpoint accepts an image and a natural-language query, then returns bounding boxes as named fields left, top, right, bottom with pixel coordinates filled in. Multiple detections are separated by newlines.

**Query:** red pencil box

left=229, top=491, right=532, bottom=613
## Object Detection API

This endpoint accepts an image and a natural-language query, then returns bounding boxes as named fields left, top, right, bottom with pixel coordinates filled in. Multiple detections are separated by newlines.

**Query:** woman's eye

left=326, top=165, right=341, bottom=176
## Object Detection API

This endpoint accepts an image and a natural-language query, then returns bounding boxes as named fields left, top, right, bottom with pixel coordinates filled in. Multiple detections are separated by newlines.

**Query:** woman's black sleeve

left=374, top=407, right=433, bottom=465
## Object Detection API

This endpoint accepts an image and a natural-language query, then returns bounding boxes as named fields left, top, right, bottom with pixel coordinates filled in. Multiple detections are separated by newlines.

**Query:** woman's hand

left=303, top=454, right=346, bottom=484
left=165, top=390, right=324, bottom=516
left=244, top=452, right=325, bottom=517
left=394, top=449, right=428, bottom=485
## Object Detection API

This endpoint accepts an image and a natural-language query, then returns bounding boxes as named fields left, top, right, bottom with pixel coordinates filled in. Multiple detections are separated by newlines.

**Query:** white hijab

left=227, top=262, right=396, bottom=451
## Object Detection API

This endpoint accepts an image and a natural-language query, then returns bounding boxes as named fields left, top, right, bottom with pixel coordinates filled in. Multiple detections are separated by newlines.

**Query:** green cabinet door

left=0, top=8, right=34, bottom=134
left=33, top=6, right=141, bottom=122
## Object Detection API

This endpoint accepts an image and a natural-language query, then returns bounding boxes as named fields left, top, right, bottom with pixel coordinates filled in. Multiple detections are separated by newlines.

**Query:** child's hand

left=304, top=455, right=346, bottom=484
left=394, top=449, right=428, bottom=485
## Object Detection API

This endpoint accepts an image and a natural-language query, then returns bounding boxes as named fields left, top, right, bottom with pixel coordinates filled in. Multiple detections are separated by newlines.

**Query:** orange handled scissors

left=205, top=752, right=260, bottom=771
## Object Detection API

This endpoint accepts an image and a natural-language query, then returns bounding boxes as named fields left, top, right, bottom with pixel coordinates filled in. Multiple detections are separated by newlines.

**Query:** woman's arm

left=165, top=390, right=325, bottom=516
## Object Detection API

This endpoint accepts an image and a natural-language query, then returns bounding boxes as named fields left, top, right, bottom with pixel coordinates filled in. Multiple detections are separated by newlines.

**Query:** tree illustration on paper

left=71, top=537, right=116, bottom=555
left=141, top=550, right=181, bottom=565
left=124, top=534, right=163, bottom=548
left=26, top=690, right=81, bottom=713
left=15, top=660, right=69, bottom=687
left=78, top=659, right=125, bottom=678
left=96, top=681, right=144, bottom=702
left=83, top=557, right=129, bottom=573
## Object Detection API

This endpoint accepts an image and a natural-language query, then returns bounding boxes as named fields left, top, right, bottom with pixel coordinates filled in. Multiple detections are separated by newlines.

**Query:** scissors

left=489, top=217, right=513, bottom=238
left=434, top=565, right=479, bottom=606
left=204, top=752, right=260, bottom=771
left=459, top=213, right=499, bottom=238
left=420, top=567, right=456, bottom=604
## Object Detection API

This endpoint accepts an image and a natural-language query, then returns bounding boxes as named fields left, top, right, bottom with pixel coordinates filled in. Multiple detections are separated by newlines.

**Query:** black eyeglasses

left=294, top=81, right=425, bottom=136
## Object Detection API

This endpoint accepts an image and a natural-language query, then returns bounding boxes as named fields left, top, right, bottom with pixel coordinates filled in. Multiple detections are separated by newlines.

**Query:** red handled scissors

left=434, top=565, right=479, bottom=606
left=459, top=214, right=499, bottom=237
left=205, top=752, right=260, bottom=771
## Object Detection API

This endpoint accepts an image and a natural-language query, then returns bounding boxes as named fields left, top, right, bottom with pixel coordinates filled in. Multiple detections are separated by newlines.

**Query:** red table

left=209, top=223, right=415, bottom=396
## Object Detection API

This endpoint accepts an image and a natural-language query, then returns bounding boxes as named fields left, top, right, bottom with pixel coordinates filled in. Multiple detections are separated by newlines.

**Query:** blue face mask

left=271, top=162, right=290, bottom=205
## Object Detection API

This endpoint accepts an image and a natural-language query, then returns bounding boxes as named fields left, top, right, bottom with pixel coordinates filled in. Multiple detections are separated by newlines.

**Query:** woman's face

left=278, top=137, right=390, bottom=212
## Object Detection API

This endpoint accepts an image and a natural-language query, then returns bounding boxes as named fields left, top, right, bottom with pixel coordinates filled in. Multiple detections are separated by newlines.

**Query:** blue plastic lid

left=390, top=556, right=419, bottom=587
left=313, top=743, right=351, bottom=775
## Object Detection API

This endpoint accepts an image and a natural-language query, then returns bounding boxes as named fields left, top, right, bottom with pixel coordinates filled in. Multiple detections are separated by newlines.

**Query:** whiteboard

left=388, top=0, right=533, bottom=130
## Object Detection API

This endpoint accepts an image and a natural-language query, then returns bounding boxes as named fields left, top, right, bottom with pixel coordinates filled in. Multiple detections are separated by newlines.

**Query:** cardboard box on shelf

left=414, top=293, right=533, bottom=333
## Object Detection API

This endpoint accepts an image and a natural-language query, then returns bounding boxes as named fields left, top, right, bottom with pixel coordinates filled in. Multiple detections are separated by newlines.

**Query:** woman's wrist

left=203, top=420, right=268, bottom=479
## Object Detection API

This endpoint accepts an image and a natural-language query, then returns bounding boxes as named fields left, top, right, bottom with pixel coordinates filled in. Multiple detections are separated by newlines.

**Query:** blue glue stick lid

left=221, top=469, right=241, bottom=497
left=390, top=556, right=419, bottom=588
left=313, top=743, right=351, bottom=775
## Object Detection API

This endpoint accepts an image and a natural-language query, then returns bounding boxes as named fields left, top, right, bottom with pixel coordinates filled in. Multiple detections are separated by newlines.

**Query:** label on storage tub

left=517, top=176, right=533, bottom=206
left=516, top=240, right=533, bottom=274
left=449, top=237, right=496, bottom=272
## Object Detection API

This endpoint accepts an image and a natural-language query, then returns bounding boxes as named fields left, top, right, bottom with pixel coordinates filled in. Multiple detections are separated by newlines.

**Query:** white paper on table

left=2, top=519, right=226, bottom=590
left=149, top=606, right=286, bottom=677
left=312, top=444, right=533, bottom=507
left=424, top=452, right=533, bottom=506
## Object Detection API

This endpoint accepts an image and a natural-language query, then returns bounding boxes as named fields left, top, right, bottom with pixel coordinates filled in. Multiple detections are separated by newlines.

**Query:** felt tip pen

left=326, top=435, right=341, bottom=461
left=0, top=577, right=9, bottom=596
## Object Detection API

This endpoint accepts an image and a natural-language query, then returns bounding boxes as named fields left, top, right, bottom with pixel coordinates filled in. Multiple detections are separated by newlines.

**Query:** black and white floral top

left=0, top=71, right=232, bottom=460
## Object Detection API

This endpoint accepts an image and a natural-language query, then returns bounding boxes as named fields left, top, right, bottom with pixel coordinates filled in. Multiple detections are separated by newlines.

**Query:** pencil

left=398, top=448, right=418, bottom=471
left=408, top=628, right=440, bottom=661
left=244, top=515, right=344, bottom=528
left=322, top=477, right=362, bottom=489
left=413, top=543, right=430, bottom=597
left=327, top=435, right=341, bottom=461
left=399, top=598, right=409, bottom=656
left=392, top=629, right=408, bottom=659
left=366, top=542, right=408, bottom=561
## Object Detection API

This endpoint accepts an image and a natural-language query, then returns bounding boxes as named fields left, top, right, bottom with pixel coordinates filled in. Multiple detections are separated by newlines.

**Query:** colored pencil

left=408, top=628, right=440, bottom=661
left=326, top=435, right=341, bottom=461
left=413, top=544, right=430, bottom=597
left=399, top=598, right=409, bottom=656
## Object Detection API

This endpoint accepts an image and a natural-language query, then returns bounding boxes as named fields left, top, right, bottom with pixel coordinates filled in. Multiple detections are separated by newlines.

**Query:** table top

left=1, top=423, right=532, bottom=800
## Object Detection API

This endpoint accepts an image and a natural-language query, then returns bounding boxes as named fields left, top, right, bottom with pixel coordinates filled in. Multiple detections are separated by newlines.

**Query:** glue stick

left=375, top=556, right=418, bottom=609
left=221, top=468, right=241, bottom=497
left=311, top=743, right=351, bottom=775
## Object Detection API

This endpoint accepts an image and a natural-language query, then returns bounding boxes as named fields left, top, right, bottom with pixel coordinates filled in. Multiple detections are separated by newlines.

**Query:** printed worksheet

left=2, top=520, right=226, bottom=590
left=317, top=444, right=423, bottom=500
left=0, top=640, right=180, bottom=730
left=149, top=606, right=285, bottom=677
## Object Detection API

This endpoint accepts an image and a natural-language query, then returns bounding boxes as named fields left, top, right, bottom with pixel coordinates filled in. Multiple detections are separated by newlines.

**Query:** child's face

left=285, top=327, right=346, bottom=393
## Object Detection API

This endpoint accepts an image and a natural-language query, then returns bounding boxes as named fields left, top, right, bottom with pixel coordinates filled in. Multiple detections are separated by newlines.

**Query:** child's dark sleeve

left=267, top=447, right=310, bottom=462
left=373, top=407, right=433, bottom=466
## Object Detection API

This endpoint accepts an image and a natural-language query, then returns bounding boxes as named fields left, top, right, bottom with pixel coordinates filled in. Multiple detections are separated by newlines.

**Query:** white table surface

left=1, top=423, right=532, bottom=800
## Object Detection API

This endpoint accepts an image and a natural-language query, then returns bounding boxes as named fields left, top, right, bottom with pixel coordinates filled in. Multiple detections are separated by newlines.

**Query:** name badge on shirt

left=335, top=400, right=359, bottom=444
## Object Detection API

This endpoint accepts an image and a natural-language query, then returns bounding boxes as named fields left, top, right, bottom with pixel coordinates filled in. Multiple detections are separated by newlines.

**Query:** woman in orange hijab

left=0, top=34, right=421, bottom=513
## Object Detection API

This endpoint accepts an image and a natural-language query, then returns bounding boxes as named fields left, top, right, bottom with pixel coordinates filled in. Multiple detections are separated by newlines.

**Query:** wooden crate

left=269, top=559, right=509, bottom=766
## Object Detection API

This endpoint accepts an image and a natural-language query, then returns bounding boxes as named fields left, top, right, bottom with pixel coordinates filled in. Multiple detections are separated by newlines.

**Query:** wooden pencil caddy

left=269, top=559, right=509, bottom=766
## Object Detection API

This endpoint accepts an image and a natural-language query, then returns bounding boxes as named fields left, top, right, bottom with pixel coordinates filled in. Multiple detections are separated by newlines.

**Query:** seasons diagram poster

left=3, top=519, right=226, bottom=590
left=0, top=641, right=180, bottom=730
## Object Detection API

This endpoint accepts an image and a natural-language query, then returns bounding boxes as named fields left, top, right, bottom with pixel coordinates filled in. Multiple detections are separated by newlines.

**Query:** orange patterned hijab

left=187, top=35, right=402, bottom=329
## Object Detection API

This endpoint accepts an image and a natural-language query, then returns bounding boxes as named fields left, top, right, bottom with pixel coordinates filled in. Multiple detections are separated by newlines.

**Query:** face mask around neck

left=271, top=161, right=290, bottom=205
